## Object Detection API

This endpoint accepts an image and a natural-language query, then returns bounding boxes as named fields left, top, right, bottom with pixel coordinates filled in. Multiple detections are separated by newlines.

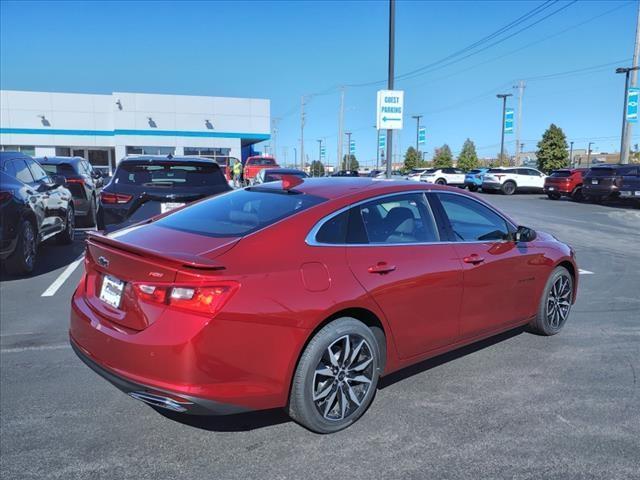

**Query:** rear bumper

left=70, top=337, right=249, bottom=415
left=544, top=185, right=572, bottom=194
left=464, top=178, right=482, bottom=187
left=582, top=186, right=618, bottom=198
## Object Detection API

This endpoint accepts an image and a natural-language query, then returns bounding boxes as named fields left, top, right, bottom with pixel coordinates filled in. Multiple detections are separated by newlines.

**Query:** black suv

left=98, top=155, right=231, bottom=232
left=583, top=164, right=639, bottom=202
left=0, top=152, right=75, bottom=275
left=36, top=156, right=104, bottom=227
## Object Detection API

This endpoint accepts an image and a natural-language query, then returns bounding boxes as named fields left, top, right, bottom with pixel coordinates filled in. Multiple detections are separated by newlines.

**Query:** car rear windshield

left=588, top=168, right=616, bottom=177
left=550, top=170, right=572, bottom=178
left=154, top=188, right=326, bottom=237
left=248, top=158, right=277, bottom=166
left=112, top=161, right=226, bottom=187
left=40, top=163, right=76, bottom=176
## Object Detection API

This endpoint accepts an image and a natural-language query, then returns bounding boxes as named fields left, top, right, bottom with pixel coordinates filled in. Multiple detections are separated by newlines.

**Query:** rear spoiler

left=86, top=231, right=226, bottom=271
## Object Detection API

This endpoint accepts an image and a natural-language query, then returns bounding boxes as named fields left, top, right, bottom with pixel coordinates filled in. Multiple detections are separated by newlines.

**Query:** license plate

left=621, top=191, right=640, bottom=197
left=99, top=274, right=125, bottom=309
left=161, top=202, right=185, bottom=214
left=592, top=179, right=599, bottom=185
left=548, top=187, right=555, bottom=191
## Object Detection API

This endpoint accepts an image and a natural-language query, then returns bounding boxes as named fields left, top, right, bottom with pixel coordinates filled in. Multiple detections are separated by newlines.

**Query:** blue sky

left=1, top=0, right=638, bottom=167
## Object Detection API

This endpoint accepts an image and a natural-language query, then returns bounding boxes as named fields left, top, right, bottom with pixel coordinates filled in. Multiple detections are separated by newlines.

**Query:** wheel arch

left=557, top=259, right=577, bottom=300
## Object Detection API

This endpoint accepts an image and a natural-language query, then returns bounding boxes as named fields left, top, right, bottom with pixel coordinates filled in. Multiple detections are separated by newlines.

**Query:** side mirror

left=92, top=170, right=103, bottom=179
left=514, top=225, right=537, bottom=243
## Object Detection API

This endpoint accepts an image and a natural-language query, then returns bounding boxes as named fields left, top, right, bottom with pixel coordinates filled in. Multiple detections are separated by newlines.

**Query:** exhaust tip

left=128, top=391, right=193, bottom=413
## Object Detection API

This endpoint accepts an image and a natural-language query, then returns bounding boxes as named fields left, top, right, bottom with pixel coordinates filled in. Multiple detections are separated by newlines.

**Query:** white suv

left=420, top=167, right=466, bottom=186
left=482, top=167, right=546, bottom=195
left=406, top=168, right=431, bottom=181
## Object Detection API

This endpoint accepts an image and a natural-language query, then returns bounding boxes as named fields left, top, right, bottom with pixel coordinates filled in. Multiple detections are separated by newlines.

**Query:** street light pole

left=300, top=96, right=306, bottom=171
left=373, top=125, right=380, bottom=171
left=386, top=0, right=395, bottom=179
left=316, top=139, right=323, bottom=177
left=616, top=66, right=640, bottom=164
left=496, top=93, right=513, bottom=164
left=569, top=141, right=574, bottom=166
left=345, top=132, right=352, bottom=170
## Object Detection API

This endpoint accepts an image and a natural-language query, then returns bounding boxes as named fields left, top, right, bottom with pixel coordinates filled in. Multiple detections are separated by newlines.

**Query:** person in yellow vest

left=232, top=159, right=243, bottom=188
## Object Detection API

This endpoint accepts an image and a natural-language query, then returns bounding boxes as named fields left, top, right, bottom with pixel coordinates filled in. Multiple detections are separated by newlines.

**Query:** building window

left=126, top=146, right=175, bottom=156
left=184, top=147, right=230, bottom=157
left=55, top=147, right=71, bottom=156
left=1, top=145, right=36, bottom=156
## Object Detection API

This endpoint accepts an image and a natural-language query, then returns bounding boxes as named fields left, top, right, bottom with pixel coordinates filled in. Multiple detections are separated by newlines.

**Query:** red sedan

left=70, top=177, right=578, bottom=433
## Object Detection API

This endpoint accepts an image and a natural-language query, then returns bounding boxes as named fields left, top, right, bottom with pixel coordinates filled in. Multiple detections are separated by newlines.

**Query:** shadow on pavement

left=0, top=230, right=89, bottom=282
left=379, top=326, right=526, bottom=389
left=153, top=407, right=290, bottom=432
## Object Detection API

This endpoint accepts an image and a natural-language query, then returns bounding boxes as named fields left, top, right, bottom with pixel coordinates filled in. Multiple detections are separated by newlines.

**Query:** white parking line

left=0, top=344, right=69, bottom=354
left=579, top=269, right=594, bottom=275
left=41, top=256, right=84, bottom=297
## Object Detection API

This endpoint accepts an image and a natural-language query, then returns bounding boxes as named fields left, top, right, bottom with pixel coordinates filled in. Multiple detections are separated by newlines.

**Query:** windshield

left=587, top=168, right=616, bottom=177
left=154, top=188, right=325, bottom=237
left=112, top=161, right=226, bottom=187
left=550, top=170, right=572, bottom=178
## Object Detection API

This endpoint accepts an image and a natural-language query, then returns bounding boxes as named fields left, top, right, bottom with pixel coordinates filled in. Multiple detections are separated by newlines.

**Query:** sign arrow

left=382, top=116, right=401, bottom=122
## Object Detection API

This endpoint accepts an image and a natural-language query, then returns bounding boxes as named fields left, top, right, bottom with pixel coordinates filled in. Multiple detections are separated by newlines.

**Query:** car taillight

left=0, top=191, right=13, bottom=202
left=133, top=282, right=239, bottom=316
left=494, top=174, right=505, bottom=179
left=66, top=178, right=86, bottom=185
left=101, top=192, right=133, bottom=204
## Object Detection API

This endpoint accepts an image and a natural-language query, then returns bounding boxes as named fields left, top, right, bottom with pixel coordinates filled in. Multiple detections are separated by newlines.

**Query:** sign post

left=376, top=90, right=405, bottom=130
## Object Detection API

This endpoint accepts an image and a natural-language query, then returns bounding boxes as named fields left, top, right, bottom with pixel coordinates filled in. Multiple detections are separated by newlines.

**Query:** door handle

left=368, top=262, right=396, bottom=274
left=463, top=254, right=485, bottom=265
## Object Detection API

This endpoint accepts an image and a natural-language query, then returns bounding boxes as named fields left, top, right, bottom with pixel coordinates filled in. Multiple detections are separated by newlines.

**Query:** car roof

left=253, top=176, right=458, bottom=200
left=34, top=156, right=83, bottom=165
left=0, top=151, right=32, bottom=163
left=119, top=155, right=220, bottom=167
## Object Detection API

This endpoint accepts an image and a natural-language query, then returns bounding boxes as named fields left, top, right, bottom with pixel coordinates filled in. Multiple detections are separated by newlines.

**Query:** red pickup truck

left=544, top=168, right=587, bottom=201
left=243, top=156, right=279, bottom=185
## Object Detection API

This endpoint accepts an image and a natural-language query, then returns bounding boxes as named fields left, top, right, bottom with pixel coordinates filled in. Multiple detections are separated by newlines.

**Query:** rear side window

left=437, top=193, right=511, bottom=242
left=41, top=163, right=77, bottom=176
left=155, top=189, right=325, bottom=237
left=315, top=210, right=349, bottom=244
left=113, top=162, right=226, bottom=187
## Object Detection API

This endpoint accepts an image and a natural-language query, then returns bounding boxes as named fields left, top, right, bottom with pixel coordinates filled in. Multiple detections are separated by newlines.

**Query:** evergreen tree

left=456, top=139, right=479, bottom=171
left=342, top=154, right=359, bottom=171
left=404, top=146, right=422, bottom=171
left=536, top=124, right=569, bottom=173
left=433, top=144, right=453, bottom=168
left=309, top=160, right=325, bottom=177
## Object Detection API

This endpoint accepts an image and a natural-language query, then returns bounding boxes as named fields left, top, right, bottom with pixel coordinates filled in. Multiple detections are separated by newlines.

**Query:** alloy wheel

left=312, top=334, right=374, bottom=422
left=23, top=222, right=36, bottom=270
left=546, top=275, right=572, bottom=330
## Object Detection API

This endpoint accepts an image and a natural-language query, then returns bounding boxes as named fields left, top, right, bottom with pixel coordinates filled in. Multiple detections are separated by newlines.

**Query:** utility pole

left=569, top=141, right=574, bottom=167
left=338, top=87, right=345, bottom=172
left=513, top=80, right=525, bottom=166
left=386, top=0, right=395, bottom=179
left=271, top=118, right=279, bottom=160
left=496, top=93, right=513, bottom=164
left=294, top=146, right=297, bottom=170
left=616, top=65, right=640, bottom=164
left=412, top=115, right=423, bottom=153
left=587, top=142, right=594, bottom=164
left=300, top=96, right=306, bottom=171
left=316, top=139, right=323, bottom=177
left=345, top=132, right=352, bottom=170
left=374, top=125, right=380, bottom=171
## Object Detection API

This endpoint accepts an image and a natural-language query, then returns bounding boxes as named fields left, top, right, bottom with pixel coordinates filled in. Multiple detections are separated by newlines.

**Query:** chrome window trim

left=305, top=189, right=516, bottom=247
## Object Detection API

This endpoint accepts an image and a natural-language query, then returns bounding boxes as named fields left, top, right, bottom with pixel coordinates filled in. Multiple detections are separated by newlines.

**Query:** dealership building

left=0, top=90, right=270, bottom=173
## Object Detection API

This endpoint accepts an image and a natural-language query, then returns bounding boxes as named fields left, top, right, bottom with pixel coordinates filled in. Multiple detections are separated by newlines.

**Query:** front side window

left=437, top=193, right=511, bottom=242
left=352, top=193, right=439, bottom=244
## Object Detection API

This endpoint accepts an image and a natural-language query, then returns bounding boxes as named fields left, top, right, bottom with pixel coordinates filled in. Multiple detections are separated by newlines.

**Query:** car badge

left=97, top=256, right=109, bottom=268
left=148, top=272, right=164, bottom=278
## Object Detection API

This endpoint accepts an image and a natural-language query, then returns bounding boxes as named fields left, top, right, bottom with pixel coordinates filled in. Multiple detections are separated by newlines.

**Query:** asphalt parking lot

left=1, top=193, right=638, bottom=480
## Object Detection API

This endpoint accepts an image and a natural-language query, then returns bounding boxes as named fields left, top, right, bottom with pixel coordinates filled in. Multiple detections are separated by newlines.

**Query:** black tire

left=501, top=181, right=517, bottom=195
left=288, top=317, right=381, bottom=433
left=468, top=185, right=478, bottom=192
left=528, top=266, right=574, bottom=336
left=4, top=219, right=38, bottom=275
left=435, top=178, right=447, bottom=185
left=547, top=193, right=561, bottom=200
left=80, top=196, right=97, bottom=228
left=57, top=206, right=75, bottom=244
left=570, top=187, right=584, bottom=202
